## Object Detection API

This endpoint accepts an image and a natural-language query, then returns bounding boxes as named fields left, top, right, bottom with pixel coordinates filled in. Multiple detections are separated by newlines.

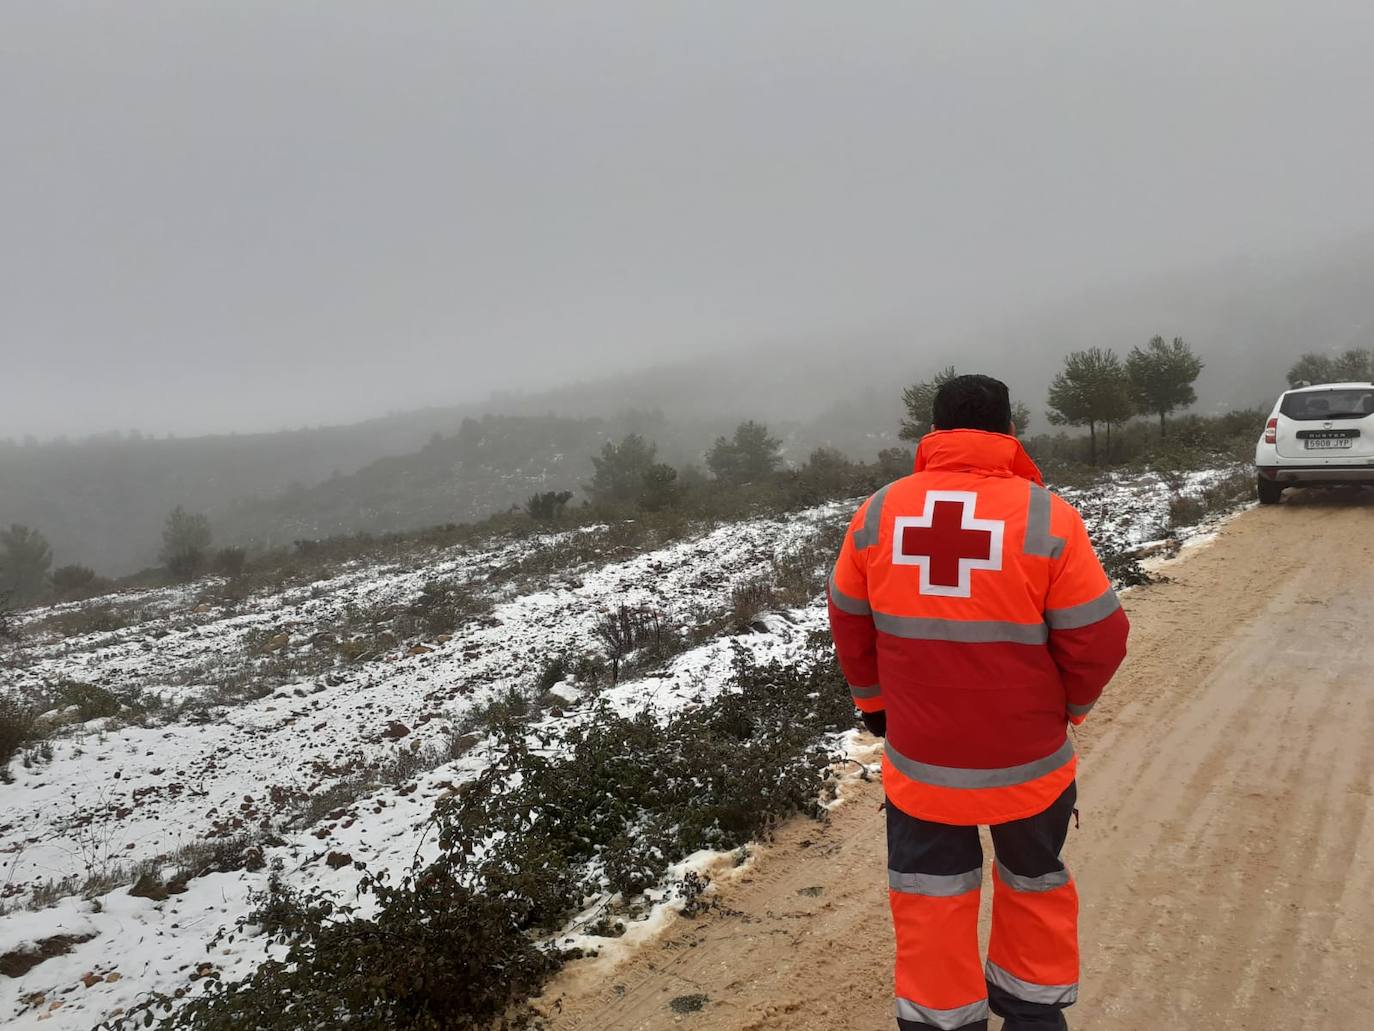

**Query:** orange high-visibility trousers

left=888, top=783, right=1079, bottom=1031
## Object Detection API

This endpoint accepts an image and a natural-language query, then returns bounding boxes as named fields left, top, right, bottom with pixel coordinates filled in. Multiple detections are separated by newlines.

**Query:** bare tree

left=593, top=604, right=670, bottom=684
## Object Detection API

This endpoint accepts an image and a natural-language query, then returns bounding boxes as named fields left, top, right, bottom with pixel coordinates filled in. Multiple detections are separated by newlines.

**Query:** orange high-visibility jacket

left=828, top=430, right=1129, bottom=825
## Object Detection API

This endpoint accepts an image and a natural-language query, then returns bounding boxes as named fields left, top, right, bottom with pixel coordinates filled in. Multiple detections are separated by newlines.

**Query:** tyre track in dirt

left=541, top=492, right=1374, bottom=1030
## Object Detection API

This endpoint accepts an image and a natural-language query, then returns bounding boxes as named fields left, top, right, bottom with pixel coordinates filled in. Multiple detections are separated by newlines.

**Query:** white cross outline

left=891, top=490, right=1005, bottom=599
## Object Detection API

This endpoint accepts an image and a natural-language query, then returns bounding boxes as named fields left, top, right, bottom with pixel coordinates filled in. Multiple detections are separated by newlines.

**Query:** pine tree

left=586, top=435, right=658, bottom=505
left=1287, top=348, right=1372, bottom=387
left=900, top=367, right=1032, bottom=440
left=1046, top=348, right=1134, bottom=465
left=899, top=367, right=959, bottom=441
left=159, top=506, right=213, bottom=580
left=0, top=524, right=53, bottom=605
left=1126, top=336, right=1205, bottom=436
left=1332, top=348, right=1374, bottom=382
left=706, top=421, right=783, bottom=485
left=638, top=464, right=681, bottom=512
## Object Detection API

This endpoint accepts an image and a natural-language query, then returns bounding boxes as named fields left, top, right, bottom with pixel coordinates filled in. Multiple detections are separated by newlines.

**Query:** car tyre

left=1257, top=476, right=1284, bottom=505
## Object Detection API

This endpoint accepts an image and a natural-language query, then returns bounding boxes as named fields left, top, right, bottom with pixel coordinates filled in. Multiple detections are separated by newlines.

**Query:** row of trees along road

left=1287, top=347, right=1374, bottom=387
left=1046, top=338, right=1205, bottom=464
left=901, top=336, right=1205, bottom=466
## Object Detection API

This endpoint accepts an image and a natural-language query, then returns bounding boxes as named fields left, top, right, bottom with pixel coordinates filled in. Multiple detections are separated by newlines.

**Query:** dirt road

left=543, top=493, right=1374, bottom=1030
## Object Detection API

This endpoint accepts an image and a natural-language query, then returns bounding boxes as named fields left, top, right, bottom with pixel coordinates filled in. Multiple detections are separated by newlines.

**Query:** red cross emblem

left=892, top=491, right=1005, bottom=598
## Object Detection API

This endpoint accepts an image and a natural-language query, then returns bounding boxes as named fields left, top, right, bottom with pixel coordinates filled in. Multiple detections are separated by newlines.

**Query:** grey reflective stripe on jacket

left=885, top=738, right=1074, bottom=789
left=871, top=610, right=1049, bottom=645
left=851, top=482, right=893, bottom=551
left=1023, top=483, right=1067, bottom=559
left=828, top=572, right=871, bottom=615
left=1046, top=587, right=1121, bottom=630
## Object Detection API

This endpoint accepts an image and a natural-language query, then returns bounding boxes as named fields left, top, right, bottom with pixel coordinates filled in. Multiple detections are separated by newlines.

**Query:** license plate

left=1305, top=437, right=1353, bottom=450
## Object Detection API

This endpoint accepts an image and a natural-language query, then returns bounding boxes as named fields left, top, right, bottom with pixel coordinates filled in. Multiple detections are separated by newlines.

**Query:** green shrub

left=536, top=653, right=569, bottom=692
left=113, top=870, right=555, bottom=1031
left=638, top=464, right=682, bottom=512
left=52, top=680, right=123, bottom=721
left=110, top=650, right=855, bottom=1031
left=1025, top=409, right=1266, bottom=473
left=525, top=490, right=574, bottom=523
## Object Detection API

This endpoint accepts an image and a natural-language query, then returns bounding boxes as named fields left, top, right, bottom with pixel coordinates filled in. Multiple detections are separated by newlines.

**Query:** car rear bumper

left=1258, top=464, right=1374, bottom=484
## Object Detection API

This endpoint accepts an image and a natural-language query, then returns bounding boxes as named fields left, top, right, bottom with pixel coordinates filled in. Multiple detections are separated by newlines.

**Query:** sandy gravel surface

left=542, top=491, right=1374, bottom=1030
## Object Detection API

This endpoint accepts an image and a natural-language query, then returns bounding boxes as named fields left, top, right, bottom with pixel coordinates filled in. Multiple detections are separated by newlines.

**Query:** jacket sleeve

left=827, top=499, right=882, bottom=715
left=1044, top=502, right=1129, bottom=724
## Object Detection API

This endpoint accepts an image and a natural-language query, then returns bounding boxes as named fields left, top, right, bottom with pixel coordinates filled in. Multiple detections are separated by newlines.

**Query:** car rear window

left=1280, top=389, right=1374, bottom=421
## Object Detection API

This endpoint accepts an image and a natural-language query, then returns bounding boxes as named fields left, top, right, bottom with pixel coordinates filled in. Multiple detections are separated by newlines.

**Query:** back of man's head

left=932, top=374, right=1014, bottom=434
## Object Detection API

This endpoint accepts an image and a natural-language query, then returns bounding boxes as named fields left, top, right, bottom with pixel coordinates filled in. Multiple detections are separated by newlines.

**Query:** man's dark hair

left=932, top=374, right=1014, bottom=434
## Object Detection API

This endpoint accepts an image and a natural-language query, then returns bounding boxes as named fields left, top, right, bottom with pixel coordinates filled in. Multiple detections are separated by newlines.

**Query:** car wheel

left=1257, top=476, right=1284, bottom=505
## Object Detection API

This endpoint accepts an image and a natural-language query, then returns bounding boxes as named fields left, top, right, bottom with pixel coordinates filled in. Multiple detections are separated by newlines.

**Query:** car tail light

left=1264, top=418, right=1278, bottom=444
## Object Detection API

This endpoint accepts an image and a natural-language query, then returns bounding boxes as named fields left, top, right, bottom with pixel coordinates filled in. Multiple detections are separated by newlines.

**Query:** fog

left=5, top=0, right=1374, bottom=440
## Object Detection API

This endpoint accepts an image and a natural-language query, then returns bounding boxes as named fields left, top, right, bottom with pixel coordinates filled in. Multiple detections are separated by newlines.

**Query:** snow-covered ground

left=0, top=466, right=1241, bottom=1029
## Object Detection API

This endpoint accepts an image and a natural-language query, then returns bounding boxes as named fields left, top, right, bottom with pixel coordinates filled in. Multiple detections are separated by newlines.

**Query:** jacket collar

left=913, top=429, right=1044, bottom=485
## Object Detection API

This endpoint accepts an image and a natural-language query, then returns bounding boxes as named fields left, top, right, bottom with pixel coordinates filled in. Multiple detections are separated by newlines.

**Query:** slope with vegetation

left=0, top=396, right=1261, bottom=1029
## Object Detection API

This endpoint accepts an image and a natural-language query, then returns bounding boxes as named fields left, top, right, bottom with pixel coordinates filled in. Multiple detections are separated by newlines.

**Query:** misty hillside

left=217, top=414, right=652, bottom=550
left=0, top=411, right=489, bottom=577
left=0, top=385, right=908, bottom=577
left=216, top=403, right=907, bottom=554
left=5, top=230, right=1374, bottom=577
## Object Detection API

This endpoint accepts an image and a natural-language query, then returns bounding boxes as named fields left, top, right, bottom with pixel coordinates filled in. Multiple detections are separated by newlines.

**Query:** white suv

left=1255, top=382, right=1374, bottom=504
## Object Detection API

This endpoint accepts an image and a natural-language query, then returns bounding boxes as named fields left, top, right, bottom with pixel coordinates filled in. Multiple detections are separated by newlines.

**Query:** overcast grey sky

left=4, top=1, right=1374, bottom=439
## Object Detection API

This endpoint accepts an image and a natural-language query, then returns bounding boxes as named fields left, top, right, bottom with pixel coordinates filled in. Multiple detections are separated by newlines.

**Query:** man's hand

left=860, top=709, right=887, bottom=738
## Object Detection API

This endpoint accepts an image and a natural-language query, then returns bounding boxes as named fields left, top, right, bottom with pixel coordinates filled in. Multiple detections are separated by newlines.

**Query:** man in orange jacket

left=828, top=375, right=1128, bottom=1031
